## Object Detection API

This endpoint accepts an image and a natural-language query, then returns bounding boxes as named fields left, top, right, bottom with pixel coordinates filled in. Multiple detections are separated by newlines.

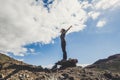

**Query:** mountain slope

left=0, top=53, right=13, bottom=63
left=0, top=53, right=43, bottom=80
left=86, top=54, right=120, bottom=72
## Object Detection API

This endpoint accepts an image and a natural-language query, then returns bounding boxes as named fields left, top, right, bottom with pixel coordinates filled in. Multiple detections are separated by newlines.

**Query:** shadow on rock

left=3, top=64, right=43, bottom=80
left=51, top=58, right=78, bottom=71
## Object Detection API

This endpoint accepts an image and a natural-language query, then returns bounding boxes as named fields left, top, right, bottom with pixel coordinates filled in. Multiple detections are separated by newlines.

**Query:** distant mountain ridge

left=0, top=53, right=27, bottom=66
left=0, top=53, right=13, bottom=63
left=93, top=54, right=120, bottom=64
left=86, top=54, right=120, bottom=72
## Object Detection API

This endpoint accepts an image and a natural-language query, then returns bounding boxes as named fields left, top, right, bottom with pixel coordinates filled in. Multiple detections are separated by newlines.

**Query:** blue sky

left=14, top=18, right=120, bottom=66
left=11, top=0, right=120, bottom=66
left=0, top=0, right=120, bottom=67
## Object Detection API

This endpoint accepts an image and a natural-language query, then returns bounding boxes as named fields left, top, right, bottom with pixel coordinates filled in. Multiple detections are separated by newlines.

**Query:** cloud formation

left=93, top=0, right=120, bottom=10
left=88, top=11, right=100, bottom=20
left=0, top=0, right=120, bottom=56
left=96, top=20, right=106, bottom=28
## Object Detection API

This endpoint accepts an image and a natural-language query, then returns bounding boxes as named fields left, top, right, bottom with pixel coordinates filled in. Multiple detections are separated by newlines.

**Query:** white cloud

left=93, top=0, right=120, bottom=10
left=77, top=63, right=89, bottom=67
left=16, top=59, right=24, bottom=61
left=42, top=64, right=53, bottom=69
left=0, top=0, right=120, bottom=56
left=29, top=48, right=35, bottom=53
left=88, top=11, right=100, bottom=20
left=42, top=63, right=90, bottom=68
left=96, top=20, right=106, bottom=28
left=0, top=0, right=87, bottom=56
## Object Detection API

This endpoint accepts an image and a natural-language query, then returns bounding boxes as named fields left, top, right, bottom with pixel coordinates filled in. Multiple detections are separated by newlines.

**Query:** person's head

left=60, top=28, right=66, bottom=33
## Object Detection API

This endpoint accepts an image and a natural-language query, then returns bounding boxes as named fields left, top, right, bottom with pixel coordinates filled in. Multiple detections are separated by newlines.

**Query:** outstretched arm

left=65, top=25, right=72, bottom=33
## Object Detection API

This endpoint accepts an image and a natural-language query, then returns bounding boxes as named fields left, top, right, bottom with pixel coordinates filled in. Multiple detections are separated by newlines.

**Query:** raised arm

left=65, top=25, right=72, bottom=33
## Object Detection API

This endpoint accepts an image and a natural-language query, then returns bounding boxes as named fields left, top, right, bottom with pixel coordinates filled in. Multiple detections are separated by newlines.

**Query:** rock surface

left=52, top=58, right=78, bottom=71
left=0, top=53, right=120, bottom=80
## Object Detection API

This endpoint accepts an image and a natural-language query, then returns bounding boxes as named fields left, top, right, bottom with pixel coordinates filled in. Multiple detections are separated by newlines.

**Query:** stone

left=69, top=76, right=74, bottom=80
left=103, top=71, right=113, bottom=79
left=0, top=74, right=2, bottom=78
left=62, top=73, right=69, bottom=79
left=52, top=59, right=78, bottom=71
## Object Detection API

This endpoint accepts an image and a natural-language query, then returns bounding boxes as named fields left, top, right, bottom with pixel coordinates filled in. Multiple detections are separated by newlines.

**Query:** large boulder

left=52, top=58, right=78, bottom=71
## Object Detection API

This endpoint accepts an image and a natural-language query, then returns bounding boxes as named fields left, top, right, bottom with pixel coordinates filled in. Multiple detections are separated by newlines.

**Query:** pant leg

left=61, top=41, right=67, bottom=60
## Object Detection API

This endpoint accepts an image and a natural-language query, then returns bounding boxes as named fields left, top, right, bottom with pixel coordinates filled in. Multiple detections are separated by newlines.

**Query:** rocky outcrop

left=0, top=53, right=120, bottom=80
left=52, top=58, right=78, bottom=71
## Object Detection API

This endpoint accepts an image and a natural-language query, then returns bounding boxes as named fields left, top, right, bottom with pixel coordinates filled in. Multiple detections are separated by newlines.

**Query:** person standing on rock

left=60, top=26, right=72, bottom=60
